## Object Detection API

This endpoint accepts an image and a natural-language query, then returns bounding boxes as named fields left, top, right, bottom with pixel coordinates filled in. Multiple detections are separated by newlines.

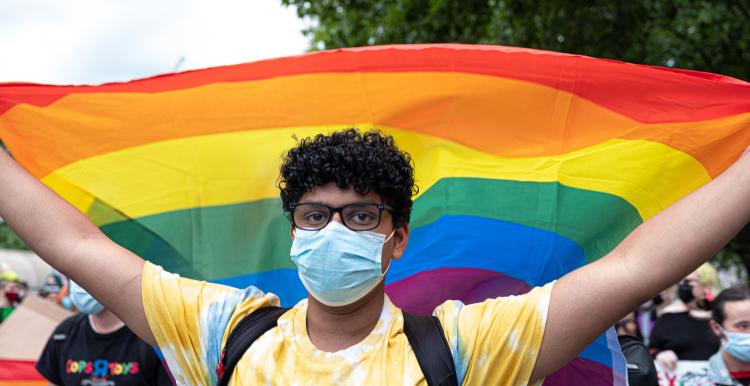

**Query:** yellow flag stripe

left=41, top=126, right=710, bottom=224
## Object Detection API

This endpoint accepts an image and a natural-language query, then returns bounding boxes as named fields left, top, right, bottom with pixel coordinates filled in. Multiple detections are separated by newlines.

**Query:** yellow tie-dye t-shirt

left=142, top=262, right=552, bottom=386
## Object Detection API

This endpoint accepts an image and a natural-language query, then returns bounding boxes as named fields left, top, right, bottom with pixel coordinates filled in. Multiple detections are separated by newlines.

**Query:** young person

left=707, top=287, right=750, bottom=386
left=37, top=282, right=171, bottom=386
left=1, top=129, right=749, bottom=385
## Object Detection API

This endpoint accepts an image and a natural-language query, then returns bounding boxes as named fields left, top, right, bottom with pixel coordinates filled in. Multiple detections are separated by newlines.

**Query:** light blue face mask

left=69, top=281, right=104, bottom=315
left=721, top=327, right=750, bottom=362
left=291, top=221, right=395, bottom=307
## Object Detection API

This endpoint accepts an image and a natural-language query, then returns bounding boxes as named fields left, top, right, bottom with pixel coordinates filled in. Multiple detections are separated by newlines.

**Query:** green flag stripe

left=100, top=178, right=642, bottom=280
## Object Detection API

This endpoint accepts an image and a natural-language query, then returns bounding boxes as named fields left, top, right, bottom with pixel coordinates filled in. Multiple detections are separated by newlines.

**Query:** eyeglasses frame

left=288, top=202, right=395, bottom=231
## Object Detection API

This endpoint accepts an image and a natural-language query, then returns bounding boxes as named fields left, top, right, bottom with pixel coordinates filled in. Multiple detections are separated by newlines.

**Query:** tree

left=282, top=0, right=750, bottom=81
left=282, top=0, right=750, bottom=281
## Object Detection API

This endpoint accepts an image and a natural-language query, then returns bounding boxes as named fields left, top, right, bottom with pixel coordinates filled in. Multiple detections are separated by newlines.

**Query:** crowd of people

left=3, top=245, right=750, bottom=386
left=615, top=262, right=750, bottom=386
left=6, top=259, right=750, bottom=386
left=1, top=267, right=70, bottom=318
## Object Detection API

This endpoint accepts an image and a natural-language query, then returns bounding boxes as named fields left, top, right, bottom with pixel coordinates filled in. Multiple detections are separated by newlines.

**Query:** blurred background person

left=38, top=272, right=63, bottom=299
left=0, top=273, right=25, bottom=322
left=708, top=287, right=750, bottom=386
left=617, top=312, right=640, bottom=338
left=636, top=285, right=682, bottom=346
left=650, top=262, right=722, bottom=370
left=617, top=312, right=659, bottom=386
left=36, top=281, right=171, bottom=386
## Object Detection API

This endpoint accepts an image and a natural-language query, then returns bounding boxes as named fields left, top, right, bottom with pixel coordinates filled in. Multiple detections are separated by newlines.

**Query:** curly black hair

left=278, top=129, right=417, bottom=228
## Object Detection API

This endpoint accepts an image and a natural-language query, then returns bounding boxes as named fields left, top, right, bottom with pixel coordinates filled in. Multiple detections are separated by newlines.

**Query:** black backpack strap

left=216, top=306, right=290, bottom=386
left=618, top=335, right=659, bottom=386
left=402, top=312, right=458, bottom=386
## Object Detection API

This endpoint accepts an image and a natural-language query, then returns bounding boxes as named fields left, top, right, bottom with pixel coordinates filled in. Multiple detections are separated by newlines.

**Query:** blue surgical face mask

left=69, top=281, right=104, bottom=315
left=721, top=327, right=750, bottom=362
left=291, top=221, right=395, bottom=307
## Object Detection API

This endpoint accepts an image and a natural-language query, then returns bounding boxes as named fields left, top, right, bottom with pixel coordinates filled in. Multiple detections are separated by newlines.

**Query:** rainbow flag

left=2, top=44, right=750, bottom=385
left=0, top=360, right=46, bottom=386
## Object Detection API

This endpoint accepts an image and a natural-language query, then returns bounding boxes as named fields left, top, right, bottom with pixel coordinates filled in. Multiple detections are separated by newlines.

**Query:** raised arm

left=0, top=148, right=154, bottom=346
left=530, top=151, right=750, bottom=381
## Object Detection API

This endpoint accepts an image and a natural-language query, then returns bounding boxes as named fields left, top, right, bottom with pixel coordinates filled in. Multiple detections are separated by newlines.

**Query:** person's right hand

left=655, top=350, right=678, bottom=371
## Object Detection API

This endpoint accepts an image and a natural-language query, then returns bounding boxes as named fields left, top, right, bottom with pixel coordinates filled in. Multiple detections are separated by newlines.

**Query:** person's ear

left=710, top=320, right=723, bottom=338
left=289, top=225, right=295, bottom=241
left=391, top=225, right=410, bottom=260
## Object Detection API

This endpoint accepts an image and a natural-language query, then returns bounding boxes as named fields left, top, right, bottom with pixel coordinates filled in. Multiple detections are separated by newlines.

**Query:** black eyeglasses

left=289, top=202, right=394, bottom=231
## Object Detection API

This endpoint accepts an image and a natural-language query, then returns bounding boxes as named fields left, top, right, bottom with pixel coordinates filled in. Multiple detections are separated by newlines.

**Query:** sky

left=0, top=0, right=310, bottom=85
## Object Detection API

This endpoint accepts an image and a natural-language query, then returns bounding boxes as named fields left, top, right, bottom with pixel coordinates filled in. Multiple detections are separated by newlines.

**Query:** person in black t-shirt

left=648, top=312, right=719, bottom=357
left=649, top=265, right=721, bottom=370
left=707, top=287, right=750, bottom=386
left=36, top=282, right=171, bottom=386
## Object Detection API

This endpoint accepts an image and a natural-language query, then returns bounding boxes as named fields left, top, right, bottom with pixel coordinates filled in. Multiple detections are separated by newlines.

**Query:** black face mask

left=677, top=282, right=695, bottom=304
left=653, top=294, right=664, bottom=306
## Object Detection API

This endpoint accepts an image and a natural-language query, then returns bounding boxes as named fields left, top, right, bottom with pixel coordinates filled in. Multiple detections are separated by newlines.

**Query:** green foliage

left=713, top=247, right=738, bottom=268
left=718, top=225, right=750, bottom=283
left=282, top=0, right=750, bottom=80
left=0, top=222, right=27, bottom=250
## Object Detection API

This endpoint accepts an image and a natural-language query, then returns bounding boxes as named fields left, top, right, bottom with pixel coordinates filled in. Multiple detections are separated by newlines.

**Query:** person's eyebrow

left=298, top=200, right=382, bottom=205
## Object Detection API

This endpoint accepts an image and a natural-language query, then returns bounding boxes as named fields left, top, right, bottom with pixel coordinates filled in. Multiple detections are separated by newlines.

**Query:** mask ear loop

left=383, top=229, right=396, bottom=244
left=381, top=229, right=398, bottom=276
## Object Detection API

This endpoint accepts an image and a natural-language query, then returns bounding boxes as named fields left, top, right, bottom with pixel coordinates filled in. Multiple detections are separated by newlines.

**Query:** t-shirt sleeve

left=141, top=261, right=280, bottom=386
left=434, top=282, right=553, bottom=386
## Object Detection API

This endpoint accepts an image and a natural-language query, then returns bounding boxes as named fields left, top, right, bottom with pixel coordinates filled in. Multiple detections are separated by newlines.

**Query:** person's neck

left=305, top=283, right=386, bottom=353
left=688, top=307, right=711, bottom=319
left=89, top=309, right=125, bottom=334
left=657, top=299, right=687, bottom=316
left=722, top=349, right=750, bottom=373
